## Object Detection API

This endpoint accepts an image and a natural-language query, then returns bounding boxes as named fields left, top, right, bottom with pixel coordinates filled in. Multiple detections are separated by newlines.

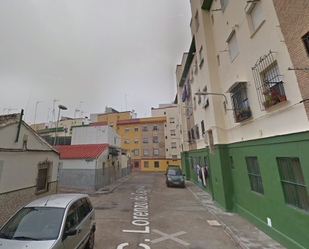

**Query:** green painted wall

left=182, top=132, right=309, bottom=249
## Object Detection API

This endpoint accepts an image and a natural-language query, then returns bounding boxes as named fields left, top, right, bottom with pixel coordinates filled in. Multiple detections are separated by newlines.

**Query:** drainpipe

left=95, top=160, right=98, bottom=190
left=15, top=109, right=24, bottom=142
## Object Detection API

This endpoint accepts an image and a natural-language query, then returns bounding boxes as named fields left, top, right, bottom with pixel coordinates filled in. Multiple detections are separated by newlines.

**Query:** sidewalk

left=185, top=181, right=286, bottom=249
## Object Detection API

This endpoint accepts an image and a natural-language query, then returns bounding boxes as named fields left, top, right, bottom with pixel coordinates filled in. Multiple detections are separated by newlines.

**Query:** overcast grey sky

left=0, top=0, right=191, bottom=124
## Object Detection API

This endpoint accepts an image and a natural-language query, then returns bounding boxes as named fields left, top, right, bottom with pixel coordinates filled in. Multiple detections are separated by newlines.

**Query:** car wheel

left=167, top=183, right=170, bottom=187
left=85, top=229, right=95, bottom=249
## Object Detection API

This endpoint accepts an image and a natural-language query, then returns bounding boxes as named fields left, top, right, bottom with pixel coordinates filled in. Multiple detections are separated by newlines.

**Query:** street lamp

left=53, top=104, right=67, bottom=146
left=195, top=91, right=228, bottom=105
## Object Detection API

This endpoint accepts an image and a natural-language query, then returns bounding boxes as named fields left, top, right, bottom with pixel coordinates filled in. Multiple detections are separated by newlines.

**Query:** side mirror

left=65, top=228, right=77, bottom=237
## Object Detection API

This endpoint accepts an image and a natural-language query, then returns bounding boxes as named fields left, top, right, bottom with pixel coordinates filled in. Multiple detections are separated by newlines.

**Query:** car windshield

left=0, top=207, right=65, bottom=241
left=167, top=169, right=182, bottom=176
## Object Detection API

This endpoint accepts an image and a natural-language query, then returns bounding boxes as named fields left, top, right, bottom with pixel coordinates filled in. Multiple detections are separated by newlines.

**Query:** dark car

left=165, top=166, right=185, bottom=188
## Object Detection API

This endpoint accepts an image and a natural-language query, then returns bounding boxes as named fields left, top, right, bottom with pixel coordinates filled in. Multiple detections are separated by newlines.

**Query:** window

left=153, top=125, right=158, bottom=131
left=133, top=149, right=139, bottom=156
left=170, top=117, right=175, bottom=124
left=252, top=52, right=286, bottom=110
left=142, top=125, right=148, bottom=131
left=188, top=131, right=191, bottom=143
left=144, top=161, right=149, bottom=168
left=37, top=161, right=51, bottom=193
left=110, top=122, right=114, bottom=128
left=226, top=30, right=239, bottom=62
left=103, top=162, right=105, bottom=175
left=154, top=149, right=159, bottom=155
left=245, top=2, right=265, bottom=34
left=201, top=120, right=205, bottom=135
left=229, top=82, right=251, bottom=122
left=65, top=203, right=79, bottom=231
left=134, top=126, right=138, bottom=132
left=134, top=138, right=138, bottom=143
left=143, top=149, right=149, bottom=156
left=199, top=46, right=204, bottom=68
left=204, top=157, right=209, bottom=167
left=220, top=0, right=229, bottom=12
left=170, top=130, right=176, bottom=136
left=77, top=198, right=92, bottom=221
left=246, top=157, right=264, bottom=195
left=143, top=137, right=148, bottom=143
left=195, top=10, right=200, bottom=30
left=134, top=161, right=139, bottom=168
left=202, top=86, right=209, bottom=109
left=302, top=32, right=309, bottom=56
left=153, top=136, right=158, bottom=143
left=125, top=127, right=129, bottom=132
left=125, top=138, right=129, bottom=144
left=191, top=157, right=194, bottom=169
left=191, top=127, right=195, bottom=140
left=171, top=142, right=176, bottom=149
left=154, top=161, right=159, bottom=168
left=195, top=125, right=200, bottom=140
left=277, top=158, right=309, bottom=211
left=172, top=155, right=177, bottom=161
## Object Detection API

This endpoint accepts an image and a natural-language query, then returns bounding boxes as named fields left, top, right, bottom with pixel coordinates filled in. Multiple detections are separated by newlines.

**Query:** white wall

left=71, top=125, right=121, bottom=147
left=0, top=120, right=59, bottom=193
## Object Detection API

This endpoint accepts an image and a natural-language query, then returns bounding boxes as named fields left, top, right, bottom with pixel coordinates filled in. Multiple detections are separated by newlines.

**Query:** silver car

left=0, top=194, right=96, bottom=249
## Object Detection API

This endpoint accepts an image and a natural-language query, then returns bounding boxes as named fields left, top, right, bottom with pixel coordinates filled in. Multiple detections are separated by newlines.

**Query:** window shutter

left=251, top=3, right=264, bottom=31
left=228, top=33, right=239, bottom=62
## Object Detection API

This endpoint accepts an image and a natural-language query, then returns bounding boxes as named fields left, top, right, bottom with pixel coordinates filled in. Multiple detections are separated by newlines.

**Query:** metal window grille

left=277, top=157, right=309, bottom=211
left=204, top=157, right=209, bottom=167
left=246, top=157, right=264, bottom=195
left=153, top=125, right=158, bottom=131
left=144, top=161, right=149, bottom=168
left=154, top=149, right=159, bottom=155
left=230, top=156, right=235, bottom=170
left=220, top=0, right=229, bottom=12
left=143, top=137, right=148, bottom=143
left=144, top=149, right=149, bottom=156
left=142, top=125, right=148, bottom=131
left=230, top=83, right=251, bottom=122
left=252, top=51, right=286, bottom=110
left=153, top=136, right=158, bottom=143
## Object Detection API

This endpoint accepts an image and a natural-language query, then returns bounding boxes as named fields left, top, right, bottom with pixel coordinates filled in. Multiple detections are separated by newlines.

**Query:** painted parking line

left=151, top=229, right=190, bottom=246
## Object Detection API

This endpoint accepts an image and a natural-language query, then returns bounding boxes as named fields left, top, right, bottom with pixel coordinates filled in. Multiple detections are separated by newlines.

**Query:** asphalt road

left=91, top=171, right=239, bottom=249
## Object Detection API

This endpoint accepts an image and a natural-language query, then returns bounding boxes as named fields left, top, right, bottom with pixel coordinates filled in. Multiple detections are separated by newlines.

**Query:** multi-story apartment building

left=30, top=117, right=89, bottom=145
left=176, top=1, right=309, bottom=248
left=96, top=107, right=182, bottom=171
left=151, top=104, right=182, bottom=161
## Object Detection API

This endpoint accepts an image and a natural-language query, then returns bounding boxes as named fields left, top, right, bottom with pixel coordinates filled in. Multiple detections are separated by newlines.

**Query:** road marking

left=151, top=229, right=190, bottom=246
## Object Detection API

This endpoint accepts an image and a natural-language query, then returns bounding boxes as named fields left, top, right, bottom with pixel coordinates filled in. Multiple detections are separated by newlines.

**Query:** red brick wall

left=272, top=0, right=309, bottom=119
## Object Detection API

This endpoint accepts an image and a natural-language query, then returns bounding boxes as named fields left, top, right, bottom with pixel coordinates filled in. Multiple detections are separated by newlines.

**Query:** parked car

left=165, top=165, right=185, bottom=188
left=0, top=193, right=96, bottom=249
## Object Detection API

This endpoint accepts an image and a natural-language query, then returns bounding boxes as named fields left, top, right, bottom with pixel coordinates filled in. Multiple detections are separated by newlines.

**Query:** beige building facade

left=0, top=112, right=59, bottom=226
